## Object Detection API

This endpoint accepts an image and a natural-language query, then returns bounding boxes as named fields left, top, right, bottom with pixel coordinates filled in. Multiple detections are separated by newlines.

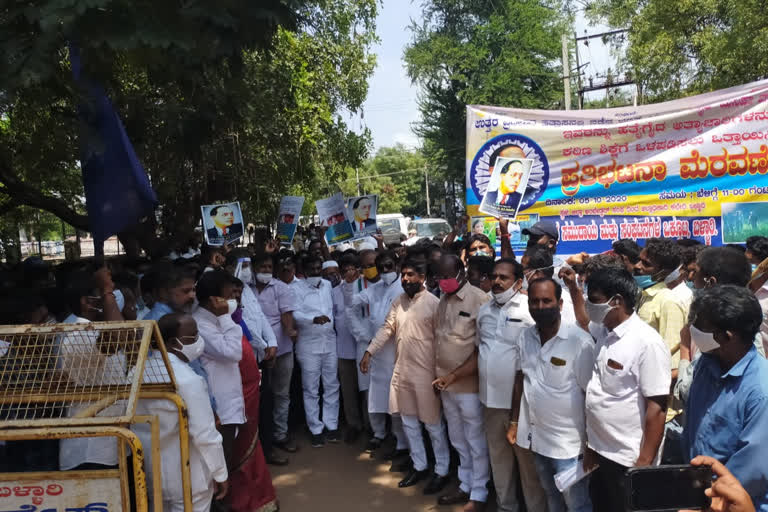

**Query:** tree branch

left=0, top=161, right=90, bottom=231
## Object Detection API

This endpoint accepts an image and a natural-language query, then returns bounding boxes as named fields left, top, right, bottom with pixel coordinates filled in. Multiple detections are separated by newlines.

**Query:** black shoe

left=365, top=437, right=383, bottom=453
left=265, top=451, right=289, bottom=466
left=436, top=489, right=469, bottom=503
left=398, top=468, right=429, bottom=488
left=344, top=428, right=361, bottom=444
left=274, top=437, right=299, bottom=453
left=389, top=458, right=412, bottom=473
left=382, top=446, right=410, bottom=460
left=326, top=429, right=340, bottom=443
left=310, top=433, right=325, bottom=448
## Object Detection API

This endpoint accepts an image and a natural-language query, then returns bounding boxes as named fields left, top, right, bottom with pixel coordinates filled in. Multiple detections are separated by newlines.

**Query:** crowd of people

left=1, top=219, right=768, bottom=512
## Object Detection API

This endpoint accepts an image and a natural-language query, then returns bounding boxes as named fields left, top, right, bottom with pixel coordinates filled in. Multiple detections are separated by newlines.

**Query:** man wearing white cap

left=293, top=255, right=341, bottom=447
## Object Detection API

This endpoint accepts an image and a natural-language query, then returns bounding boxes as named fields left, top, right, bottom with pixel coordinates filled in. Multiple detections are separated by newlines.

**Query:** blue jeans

left=533, top=453, right=593, bottom=512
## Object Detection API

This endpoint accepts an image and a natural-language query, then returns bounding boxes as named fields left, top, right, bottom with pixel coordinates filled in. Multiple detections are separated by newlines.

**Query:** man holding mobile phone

left=581, top=268, right=671, bottom=512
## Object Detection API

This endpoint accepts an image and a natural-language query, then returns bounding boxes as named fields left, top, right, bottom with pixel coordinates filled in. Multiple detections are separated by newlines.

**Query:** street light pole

left=425, top=166, right=431, bottom=217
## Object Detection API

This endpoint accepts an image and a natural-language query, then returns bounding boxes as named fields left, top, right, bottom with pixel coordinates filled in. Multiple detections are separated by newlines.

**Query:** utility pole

left=561, top=34, right=571, bottom=110
left=424, top=166, right=431, bottom=217
left=573, top=31, right=583, bottom=109
left=355, top=168, right=361, bottom=196
left=575, top=29, right=634, bottom=108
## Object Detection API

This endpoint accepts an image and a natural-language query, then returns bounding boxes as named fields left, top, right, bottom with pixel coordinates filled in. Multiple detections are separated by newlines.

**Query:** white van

left=377, top=213, right=411, bottom=245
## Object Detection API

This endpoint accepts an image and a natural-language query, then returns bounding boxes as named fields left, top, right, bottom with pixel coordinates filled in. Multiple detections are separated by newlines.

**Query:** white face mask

left=176, top=335, right=205, bottom=362
left=256, top=273, right=273, bottom=284
left=522, top=276, right=529, bottom=291
left=585, top=297, right=617, bottom=324
left=226, top=299, right=238, bottom=315
left=114, top=289, right=125, bottom=312
left=238, top=267, right=253, bottom=284
left=690, top=325, right=720, bottom=353
left=492, top=284, right=519, bottom=305
left=663, top=266, right=683, bottom=285
left=381, top=272, right=398, bottom=286
left=305, top=276, right=323, bottom=287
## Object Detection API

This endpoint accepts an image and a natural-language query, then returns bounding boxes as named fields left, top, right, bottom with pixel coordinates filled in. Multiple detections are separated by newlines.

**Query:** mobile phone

left=626, top=465, right=712, bottom=511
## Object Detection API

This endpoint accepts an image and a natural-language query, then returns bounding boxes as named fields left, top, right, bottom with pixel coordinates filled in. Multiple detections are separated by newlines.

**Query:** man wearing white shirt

left=293, top=256, right=341, bottom=447
left=135, top=313, right=228, bottom=512
left=59, top=268, right=127, bottom=471
left=582, top=268, right=671, bottom=512
left=510, top=278, right=594, bottom=512
left=192, top=270, right=244, bottom=468
left=476, top=259, right=547, bottom=512
left=324, top=259, right=364, bottom=443
left=343, top=250, right=408, bottom=456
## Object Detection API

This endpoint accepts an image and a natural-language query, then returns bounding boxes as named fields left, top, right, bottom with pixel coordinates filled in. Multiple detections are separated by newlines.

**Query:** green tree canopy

left=586, top=0, right=768, bottom=101
left=404, top=0, right=571, bottom=186
left=0, top=0, right=377, bottom=255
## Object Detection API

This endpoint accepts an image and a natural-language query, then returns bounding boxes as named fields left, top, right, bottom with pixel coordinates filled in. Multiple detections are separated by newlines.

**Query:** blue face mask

left=634, top=274, right=656, bottom=290
left=752, top=264, right=758, bottom=274
left=686, top=280, right=696, bottom=291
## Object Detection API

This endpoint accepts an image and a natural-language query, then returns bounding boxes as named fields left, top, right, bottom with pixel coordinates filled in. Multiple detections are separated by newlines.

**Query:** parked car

left=406, top=218, right=452, bottom=244
left=377, top=213, right=411, bottom=245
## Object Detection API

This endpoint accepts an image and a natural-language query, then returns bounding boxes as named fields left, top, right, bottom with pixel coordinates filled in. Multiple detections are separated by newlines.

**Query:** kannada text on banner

left=466, top=79, right=768, bottom=253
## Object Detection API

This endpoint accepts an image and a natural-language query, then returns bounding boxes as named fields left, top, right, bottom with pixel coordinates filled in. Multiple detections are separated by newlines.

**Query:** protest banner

left=276, top=196, right=304, bottom=245
left=201, top=202, right=244, bottom=246
left=346, top=195, right=379, bottom=236
left=466, top=78, right=768, bottom=254
left=316, top=192, right=355, bottom=245
left=478, top=157, right=533, bottom=219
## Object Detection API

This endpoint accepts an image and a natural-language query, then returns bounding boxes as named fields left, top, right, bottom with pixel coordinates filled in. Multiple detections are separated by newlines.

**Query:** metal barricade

left=0, top=320, right=192, bottom=512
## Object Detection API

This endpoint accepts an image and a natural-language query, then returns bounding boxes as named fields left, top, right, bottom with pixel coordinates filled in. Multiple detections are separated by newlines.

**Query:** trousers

left=258, top=360, right=275, bottom=455
left=484, top=407, right=549, bottom=512
left=443, top=391, right=490, bottom=502
left=534, top=453, right=592, bottom=512
left=401, top=414, right=450, bottom=476
left=272, top=352, right=294, bottom=441
left=370, top=412, right=408, bottom=449
left=338, top=358, right=363, bottom=430
left=163, top=487, right=213, bottom=512
left=589, top=453, right=628, bottom=512
left=296, top=350, right=340, bottom=435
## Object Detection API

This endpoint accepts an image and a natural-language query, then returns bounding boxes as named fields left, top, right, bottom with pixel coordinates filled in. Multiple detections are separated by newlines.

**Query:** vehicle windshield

left=415, top=221, right=450, bottom=237
left=378, top=219, right=400, bottom=233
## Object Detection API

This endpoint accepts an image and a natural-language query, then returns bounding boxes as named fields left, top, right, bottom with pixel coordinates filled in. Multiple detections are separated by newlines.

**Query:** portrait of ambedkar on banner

left=485, top=159, right=526, bottom=208
left=206, top=204, right=243, bottom=244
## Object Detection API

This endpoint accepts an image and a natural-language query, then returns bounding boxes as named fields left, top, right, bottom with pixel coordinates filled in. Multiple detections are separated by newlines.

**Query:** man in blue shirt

left=683, top=285, right=768, bottom=510
left=143, top=265, right=197, bottom=321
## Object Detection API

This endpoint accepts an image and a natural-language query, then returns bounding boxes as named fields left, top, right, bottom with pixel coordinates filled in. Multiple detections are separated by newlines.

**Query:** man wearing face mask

left=509, top=278, right=595, bottom=512
left=193, top=270, right=245, bottom=469
left=292, top=256, right=341, bottom=447
left=59, top=267, right=127, bottom=472
left=360, top=259, right=450, bottom=494
left=135, top=313, right=229, bottom=512
left=432, top=254, right=491, bottom=510
left=522, top=245, right=578, bottom=328
left=635, top=238, right=688, bottom=374
left=682, top=285, right=768, bottom=510
left=476, top=259, right=547, bottom=512
left=581, top=268, right=671, bottom=512
left=344, top=250, right=408, bottom=456
left=323, top=260, right=364, bottom=443
left=522, top=221, right=559, bottom=254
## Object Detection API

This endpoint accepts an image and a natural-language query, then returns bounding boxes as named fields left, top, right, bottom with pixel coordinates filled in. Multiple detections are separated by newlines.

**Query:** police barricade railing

left=0, top=321, right=192, bottom=512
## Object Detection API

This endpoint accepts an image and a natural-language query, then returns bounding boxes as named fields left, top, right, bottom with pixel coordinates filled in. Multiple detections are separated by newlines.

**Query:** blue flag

left=70, top=44, right=157, bottom=249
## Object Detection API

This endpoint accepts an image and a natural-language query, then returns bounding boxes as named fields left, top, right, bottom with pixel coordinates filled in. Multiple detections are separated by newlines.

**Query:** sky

left=359, top=0, right=622, bottom=151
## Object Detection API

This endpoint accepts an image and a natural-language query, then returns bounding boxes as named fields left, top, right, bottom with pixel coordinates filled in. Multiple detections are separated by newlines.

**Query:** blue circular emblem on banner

left=469, top=133, right=550, bottom=211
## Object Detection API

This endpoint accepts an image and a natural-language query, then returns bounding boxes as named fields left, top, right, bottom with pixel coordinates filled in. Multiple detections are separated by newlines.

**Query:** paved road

left=271, top=432, right=477, bottom=512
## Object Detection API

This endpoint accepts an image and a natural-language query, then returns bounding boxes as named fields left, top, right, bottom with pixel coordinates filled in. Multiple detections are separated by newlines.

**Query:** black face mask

left=530, top=307, right=560, bottom=326
left=324, top=274, right=341, bottom=288
left=402, top=281, right=423, bottom=297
